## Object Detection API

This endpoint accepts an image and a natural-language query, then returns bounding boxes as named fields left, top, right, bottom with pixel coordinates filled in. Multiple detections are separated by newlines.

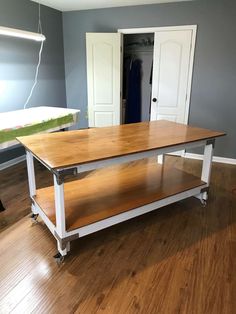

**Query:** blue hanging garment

left=125, top=59, right=141, bottom=124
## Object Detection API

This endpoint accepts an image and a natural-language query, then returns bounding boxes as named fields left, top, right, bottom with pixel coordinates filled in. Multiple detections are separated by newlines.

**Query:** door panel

left=151, top=30, right=192, bottom=124
left=94, top=112, right=114, bottom=127
left=158, top=41, right=182, bottom=108
left=86, top=33, right=122, bottom=127
left=93, top=43, right=113, bottom=104
left=157, top=114, right=177, bottom=122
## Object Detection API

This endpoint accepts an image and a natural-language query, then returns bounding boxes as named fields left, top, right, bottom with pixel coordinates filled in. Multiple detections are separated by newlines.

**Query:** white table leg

left=157, top=155, right=165, bottom=164
left=26, top=151, right=36, bottom=197
left=196, top=140, right=214, bottom=204
left=56, top=241, right=70, bottom=256
left=201, top=141, right=214, bottom=185
left=26, top=151, right=37, bottom=215
left=53, top=175, right=69, bottom=257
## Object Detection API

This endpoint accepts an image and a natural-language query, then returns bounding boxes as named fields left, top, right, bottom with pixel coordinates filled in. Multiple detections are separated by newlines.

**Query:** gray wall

left=0, top=0, right=66, bottom=163
left=63, top=0, right=236, bottom=158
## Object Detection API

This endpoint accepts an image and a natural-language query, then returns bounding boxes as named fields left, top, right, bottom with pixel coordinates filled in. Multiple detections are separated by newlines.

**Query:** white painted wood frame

left=26, top=135, right=215, bottom=258
left=118, top=25, right=197, bottom=126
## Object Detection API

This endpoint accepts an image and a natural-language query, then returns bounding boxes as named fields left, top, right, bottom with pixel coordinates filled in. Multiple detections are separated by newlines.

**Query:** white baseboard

left=0, top=155, right=26, bottom=171
left=184, top=153, right=236, bottom=165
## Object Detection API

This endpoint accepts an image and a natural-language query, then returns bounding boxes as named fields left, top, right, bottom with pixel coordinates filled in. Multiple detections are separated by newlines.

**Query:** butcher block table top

left=17, top=120, right=225, bottom=170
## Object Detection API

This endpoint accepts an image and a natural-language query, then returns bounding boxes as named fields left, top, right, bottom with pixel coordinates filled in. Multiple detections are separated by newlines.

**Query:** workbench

left=0, top=106, right=79, bottom=150
left=17, top=120, right=225, bottom=262
left=0, top=106, right=80, bottom=212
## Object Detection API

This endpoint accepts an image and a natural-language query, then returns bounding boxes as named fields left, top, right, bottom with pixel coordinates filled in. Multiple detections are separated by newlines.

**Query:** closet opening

left=122, top=33, right=154, bottom=124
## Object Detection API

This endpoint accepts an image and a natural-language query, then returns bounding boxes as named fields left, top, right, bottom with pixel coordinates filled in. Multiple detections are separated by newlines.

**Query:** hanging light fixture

left=0, top=26, right=46, bottom=42
left=1, top=2, right=46, bottom=109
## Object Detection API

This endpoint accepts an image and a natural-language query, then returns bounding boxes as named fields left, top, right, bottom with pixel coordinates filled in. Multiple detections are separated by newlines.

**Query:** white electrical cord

left=24, top=3, right=44, bottom=109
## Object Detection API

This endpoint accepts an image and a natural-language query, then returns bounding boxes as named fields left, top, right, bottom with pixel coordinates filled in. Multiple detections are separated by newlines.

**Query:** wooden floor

left=0, top=157, right=236, bottom=313
left=0, top=161, right=52, bottom=232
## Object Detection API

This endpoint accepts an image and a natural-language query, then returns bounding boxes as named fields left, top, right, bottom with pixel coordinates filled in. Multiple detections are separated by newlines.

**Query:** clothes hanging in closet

left=123, top=57, right=131, bottom=101
left=148, top=60, right=153, bottom=120
left=124, top=57, right=142, bottom=124
left=149, top=61, right=153, bottom=85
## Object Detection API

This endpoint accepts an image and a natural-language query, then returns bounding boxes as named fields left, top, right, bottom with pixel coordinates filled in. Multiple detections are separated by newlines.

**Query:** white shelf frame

left=26, top=138, right=214, bottom=257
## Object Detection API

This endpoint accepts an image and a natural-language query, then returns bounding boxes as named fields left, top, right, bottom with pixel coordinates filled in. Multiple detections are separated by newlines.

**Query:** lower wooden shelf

left=35, top=160, right=206, bottom=232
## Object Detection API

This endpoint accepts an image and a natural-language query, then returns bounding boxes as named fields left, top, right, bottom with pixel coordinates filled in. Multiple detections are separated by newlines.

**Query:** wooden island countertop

left=17, top=120, right=225, bottom=170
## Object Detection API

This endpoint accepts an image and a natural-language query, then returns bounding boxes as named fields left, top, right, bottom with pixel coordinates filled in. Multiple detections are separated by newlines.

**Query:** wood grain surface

left=17, top=120, right=225, bottom=170
left=35, top=160, right=205, bottom=231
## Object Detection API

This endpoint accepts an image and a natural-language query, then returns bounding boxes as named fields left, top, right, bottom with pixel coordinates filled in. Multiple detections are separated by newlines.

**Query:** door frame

left=118, top=25, right=197, bottom=125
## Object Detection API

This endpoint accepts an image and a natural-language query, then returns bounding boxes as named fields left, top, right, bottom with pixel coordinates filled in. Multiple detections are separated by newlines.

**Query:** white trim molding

left=0, top=155, right=26, bottom=171
left=184, top=153, right=236, bottom=165
left=118, top=24, right=197, bottom=136
left=118, top=25, right=197, bottom=34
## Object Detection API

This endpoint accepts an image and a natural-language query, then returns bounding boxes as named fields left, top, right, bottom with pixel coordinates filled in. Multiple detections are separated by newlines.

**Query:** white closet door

left=86, top=33, right=122, bottom=127
left=151, top=30, right=192, bottom=124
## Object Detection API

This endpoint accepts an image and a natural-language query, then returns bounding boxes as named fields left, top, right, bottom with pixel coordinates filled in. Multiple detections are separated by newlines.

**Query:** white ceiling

left=31, top=0, right=191, bottom=12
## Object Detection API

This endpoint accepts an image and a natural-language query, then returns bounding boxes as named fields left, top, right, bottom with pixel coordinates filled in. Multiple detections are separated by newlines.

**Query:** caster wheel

left=201, top=199, right=207, bottom=207
left=53, top=252, right=65, bottom=265
left=30, top=213, right=39, bottom=223
left=0, top=200, right=6, bottom=212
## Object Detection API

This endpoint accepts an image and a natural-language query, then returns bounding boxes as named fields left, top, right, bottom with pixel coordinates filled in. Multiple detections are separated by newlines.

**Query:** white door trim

left=118, top=25, right=197, bottom=34
left=118, top=25, right=197, bottom=125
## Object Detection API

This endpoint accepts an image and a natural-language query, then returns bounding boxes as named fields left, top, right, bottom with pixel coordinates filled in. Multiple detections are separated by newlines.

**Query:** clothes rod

left=0, top=26, right=46, bottom=42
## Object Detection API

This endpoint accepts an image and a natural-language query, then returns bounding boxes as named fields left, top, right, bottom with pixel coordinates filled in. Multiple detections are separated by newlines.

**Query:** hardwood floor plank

left=0, top=160, right=52, bottom=232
